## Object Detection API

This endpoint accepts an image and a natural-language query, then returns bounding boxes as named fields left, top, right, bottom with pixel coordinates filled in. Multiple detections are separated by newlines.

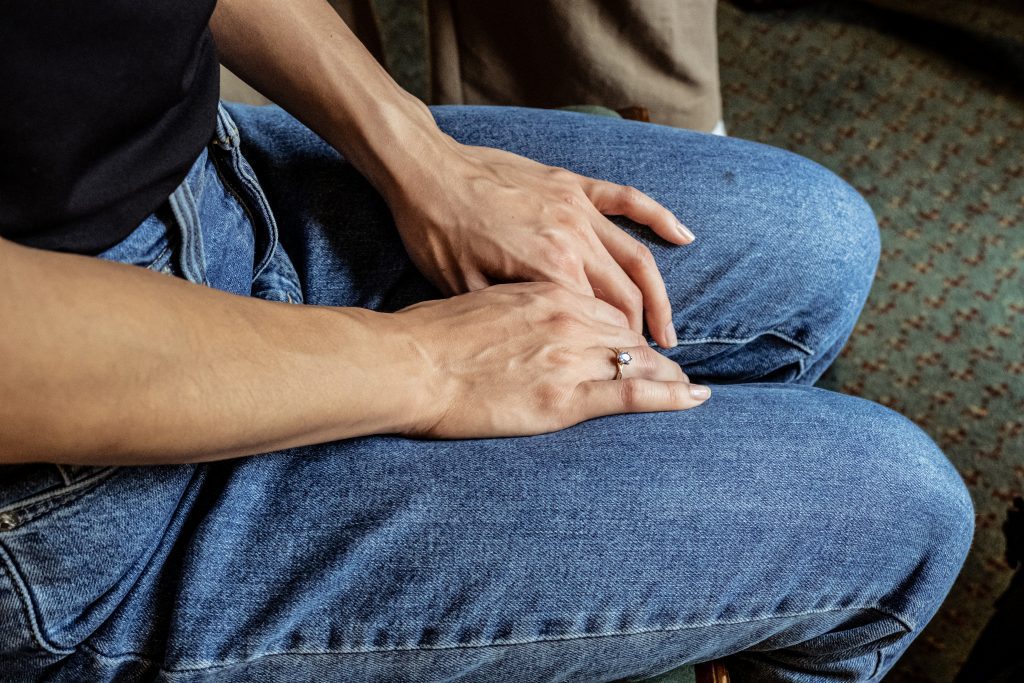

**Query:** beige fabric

left=219, top=66, right=271, bottom=105
left=328, top=0, right=721, bottom=131
left=426, top=0, right=721, bottom=131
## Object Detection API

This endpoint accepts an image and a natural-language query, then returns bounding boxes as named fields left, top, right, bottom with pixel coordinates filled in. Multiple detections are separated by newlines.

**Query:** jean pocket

left=0, top=464, right=198, bottom=658
left=0, top=465, right=118, bottom=532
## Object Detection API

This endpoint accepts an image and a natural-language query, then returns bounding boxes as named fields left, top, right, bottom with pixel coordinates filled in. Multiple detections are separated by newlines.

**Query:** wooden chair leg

left=695, top=660, right=731, bottom=683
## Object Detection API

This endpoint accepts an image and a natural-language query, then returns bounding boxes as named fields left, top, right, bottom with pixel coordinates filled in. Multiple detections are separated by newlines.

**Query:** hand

left=395, top=282, right=710, bottom=439
left=387, top=142, right=694, bottom=350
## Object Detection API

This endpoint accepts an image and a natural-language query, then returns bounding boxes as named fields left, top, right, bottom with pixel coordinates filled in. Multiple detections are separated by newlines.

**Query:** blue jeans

left=0, top=104, right=973, bottom=682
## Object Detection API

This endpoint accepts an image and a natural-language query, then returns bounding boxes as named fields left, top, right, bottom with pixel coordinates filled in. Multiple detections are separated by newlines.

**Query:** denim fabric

left=0, top=104, right=972, bottom=682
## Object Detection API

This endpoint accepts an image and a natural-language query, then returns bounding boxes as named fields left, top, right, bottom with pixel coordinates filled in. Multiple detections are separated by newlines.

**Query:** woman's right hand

left=393, top=282, right=710, bottom=439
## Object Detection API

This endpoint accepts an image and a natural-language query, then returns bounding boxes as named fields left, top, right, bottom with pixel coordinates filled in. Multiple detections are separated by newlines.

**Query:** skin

left=0, top=0, right=709, bottom=466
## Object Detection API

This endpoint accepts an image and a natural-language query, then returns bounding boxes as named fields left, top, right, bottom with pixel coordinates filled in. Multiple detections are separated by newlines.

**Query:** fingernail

left=663, top=322, right=678, bottom=348
left=689, top=384, right=710, bottom=400
left=677, top=221, right=695, bottom=242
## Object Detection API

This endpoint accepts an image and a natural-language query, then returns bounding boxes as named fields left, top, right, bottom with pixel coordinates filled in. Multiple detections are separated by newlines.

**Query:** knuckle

left=535, top=381, right=568, bottom=410
left=630, top=243, right=655, bottom=270
left=619, top=185, right=644, bottom=207
left=543, top=345, right=574, bottom=367
left=546, top=245, right=582, bottom=274
left=666, top=382, right=687, bottom=405
left=559, top=191, right=582, bottom=208
left=625, top=285, right=643, bottom=312
left=633, top=346, right=657, bottom=370
left=618, top=378, right=646, bottom=409
left=549, top=167, right=576, bottom=184
left=547, top=310, right=580, bottom=334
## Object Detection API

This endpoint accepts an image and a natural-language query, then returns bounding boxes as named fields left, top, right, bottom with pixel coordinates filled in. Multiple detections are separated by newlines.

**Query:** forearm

left=0, top=239, right=431, bottom=465
left=210, top=0, right=449, bottom=204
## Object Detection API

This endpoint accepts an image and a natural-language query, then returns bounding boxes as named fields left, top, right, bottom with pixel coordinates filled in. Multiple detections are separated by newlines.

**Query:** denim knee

left=779, top=151, right=880, bottom=332
left=848, top=398, right=974, bottom=624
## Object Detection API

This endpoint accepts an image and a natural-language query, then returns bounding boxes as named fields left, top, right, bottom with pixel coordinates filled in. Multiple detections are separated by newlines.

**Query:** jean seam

left=232, top=152, right=279, bottom=280
left=167, top=182, right=208, bottom=286
left=216, top=104, right=280, bottom=280
left=665, top=329, right=815, bottom=382
left=0, top=542, right=75, bottom=656
left=871, top=649, right=884, bottom=679
left=207, top=145, right=277, bottom=283
left=672, top=330, right=815, bottom=357
left=0, top=467, right=117, bottom=518
left=75, top=604, right=913, bottom=674
left=144, top=241, right=172, bottom=272
left=53, top=465, right=72, bottom=486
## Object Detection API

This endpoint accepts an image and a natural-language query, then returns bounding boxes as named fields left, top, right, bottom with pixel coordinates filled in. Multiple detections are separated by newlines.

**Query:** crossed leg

left=139, top=105, right=971, bottom=682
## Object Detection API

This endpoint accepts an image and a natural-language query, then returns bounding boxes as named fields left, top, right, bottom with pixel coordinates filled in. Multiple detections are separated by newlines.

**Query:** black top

left=0, top=0, right=220, bottom=254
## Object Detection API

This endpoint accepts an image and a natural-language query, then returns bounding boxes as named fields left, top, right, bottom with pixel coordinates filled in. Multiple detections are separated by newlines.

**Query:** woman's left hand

left=386, top=141, right=694, bottom=349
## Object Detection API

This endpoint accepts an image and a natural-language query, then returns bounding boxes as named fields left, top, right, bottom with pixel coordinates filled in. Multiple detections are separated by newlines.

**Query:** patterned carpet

left=716, top=2, right=1024, bottom=680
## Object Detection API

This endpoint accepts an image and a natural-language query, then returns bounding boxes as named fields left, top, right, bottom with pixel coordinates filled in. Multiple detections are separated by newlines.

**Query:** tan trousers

left=331, top=0, right=722, bottom=132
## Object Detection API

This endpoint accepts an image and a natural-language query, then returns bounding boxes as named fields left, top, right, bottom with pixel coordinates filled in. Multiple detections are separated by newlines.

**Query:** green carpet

left=718, top=2, right=1023, bottom=680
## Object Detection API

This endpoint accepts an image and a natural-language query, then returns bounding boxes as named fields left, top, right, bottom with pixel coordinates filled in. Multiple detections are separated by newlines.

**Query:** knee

left=771, top=150, right=881, bottom=313
left=846, top=398, right=974, bottom=615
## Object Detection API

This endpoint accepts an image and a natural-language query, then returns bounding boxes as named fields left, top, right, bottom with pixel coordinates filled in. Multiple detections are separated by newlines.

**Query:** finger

left=464, top=271, right=491, bottom=291
left=528, top=242, right=595, bottom=298
left=574, top=378, right=711, bottom=419
left=581, top=178, right=694, bottom=245
left=581, top=241, right=645, bottom=334
left=591, top=217, right=676, bottom=348
left=495, top=280, right=624, bottom=327
left=567, top=290, right=633, bottom=329
left=541, top=267, right=594, bottom=298
left=589, top=345, right=688, bottom=382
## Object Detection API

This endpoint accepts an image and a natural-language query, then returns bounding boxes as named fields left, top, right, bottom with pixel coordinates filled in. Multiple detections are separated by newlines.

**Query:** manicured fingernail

left=677, top=221, right=695, bottom=242
left=663, top=322, right=678, bottom=348
left=689, top=384, right=710, bottom=400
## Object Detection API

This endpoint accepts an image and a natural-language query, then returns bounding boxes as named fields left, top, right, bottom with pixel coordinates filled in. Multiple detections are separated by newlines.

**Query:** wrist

left=321, top=83, right=456, bottom=206
left=331, top=306, right=443, bottom=435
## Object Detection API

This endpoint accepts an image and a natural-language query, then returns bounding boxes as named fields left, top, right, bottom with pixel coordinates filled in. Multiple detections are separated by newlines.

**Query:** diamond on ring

left=609, top=347, right=632, bottom=380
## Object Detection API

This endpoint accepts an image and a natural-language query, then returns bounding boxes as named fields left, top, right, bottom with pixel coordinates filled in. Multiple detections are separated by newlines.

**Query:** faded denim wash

left=0, top=104, right=973, bottom=682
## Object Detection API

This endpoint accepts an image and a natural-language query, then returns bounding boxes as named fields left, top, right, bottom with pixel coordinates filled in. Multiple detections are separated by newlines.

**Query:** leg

left=53, top=385, right=971, bottom=681
left=229, top=104, right=880, bottom=385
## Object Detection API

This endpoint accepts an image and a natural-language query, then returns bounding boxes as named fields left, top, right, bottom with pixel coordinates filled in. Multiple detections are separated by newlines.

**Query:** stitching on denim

left=53, top=465, right=72, bottom=486
left=0, top=468, right=117, bottom=518
left=207, top=154, right=253, bottom=227
left=145, top=241, right=172, bottom=272
left=215, top=104, right=240, bottom=149
left=76, top=604, right=913, bottom=674
left=673, top=330, right=815, bottom=357
left=167, top=183, right=208, bottom=286
left=664, top=329, right=814, bottom=382
left=871, top=649, right=884, bottom=678
left=207, top=146, right=278, bottom=281
left=214, top=104, right=281, bottom=280
left=232, top=154, right=280, bottom=280
left=0, top=542, right=75, bottom=656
